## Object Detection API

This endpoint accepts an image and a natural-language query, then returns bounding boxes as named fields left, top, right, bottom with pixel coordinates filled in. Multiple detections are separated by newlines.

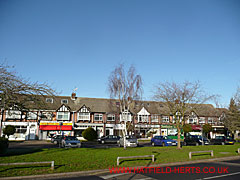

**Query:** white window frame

left=61, top=99, right=68, bottom=104
left=162, top=116, right=169, bottom=123
left=57, top=112, right=70, bottom=120
left=94, top=113, right=103, bottom=121
left=6, top=110, right=22, bottom=119
left=199, top=117, right=205, bottom=124
left=208, top=117, right=214, bottom=124
left=27, top=112, right=37, bottom=120
left=41, top=112, right=53, bottom=120
left=120, top=111, right=132, bottom=122
left=78, top=112, right=90, bottom=121
left=138, top=115, right=149, bottom=122
left=107, top=114, right=115, bottom=121
left=46, top=98, right=53, bottom=103
left=151, top=115, right=159, bottom=122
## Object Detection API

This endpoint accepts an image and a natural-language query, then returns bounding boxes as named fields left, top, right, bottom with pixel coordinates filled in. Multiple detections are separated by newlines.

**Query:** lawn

left=0, top=144, right=240, bottom=177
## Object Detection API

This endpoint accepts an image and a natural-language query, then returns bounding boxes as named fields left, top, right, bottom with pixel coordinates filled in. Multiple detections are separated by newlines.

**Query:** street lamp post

left=59, top=122, right=63, bottom=148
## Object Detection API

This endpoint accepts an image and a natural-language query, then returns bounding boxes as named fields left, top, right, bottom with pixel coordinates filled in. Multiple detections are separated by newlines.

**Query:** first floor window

left=41, top=112, right=53, bottom=120
left=6, top=110, right=22, bottom=119
left=162, top=116, right=169, bottom=123
left=57, top=112, right=70, bottom=120
left=199, top=117, right=205, bottom=124
left=78, top=112, right=90, bottom=121
left=27, top=112, right=37, bottom=120
left=208, top=117, right=213, bottom=124
left=107, top=114, right=115, bottom=121
left=151, top=115, right=158, bottom=122
left=138, top=115, right=149, bottom=122
left=94, top=114, right=103, bottom=121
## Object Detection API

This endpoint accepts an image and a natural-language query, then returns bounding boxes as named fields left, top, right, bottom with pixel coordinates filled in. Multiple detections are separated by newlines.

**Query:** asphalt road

left=47, top=159, right=240, bottom=180
left=8, top=141, right=152, bottom=149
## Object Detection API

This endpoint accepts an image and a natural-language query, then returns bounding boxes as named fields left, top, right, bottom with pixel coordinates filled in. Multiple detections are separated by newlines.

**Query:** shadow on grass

left=0, top=148, right=43, bottom=157
left=0, top=164, right=65, bottom=173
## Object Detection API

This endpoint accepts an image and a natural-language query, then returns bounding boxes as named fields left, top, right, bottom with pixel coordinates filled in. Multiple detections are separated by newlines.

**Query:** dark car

left=184, top=135, right=210, bottom=146
left=210, top=136, right=235, bottom=145
left=97, top=135, right=120, bottom=144
left=51, top=135, right=63, bottom=145
left=151, top=136, right=177, bottom=146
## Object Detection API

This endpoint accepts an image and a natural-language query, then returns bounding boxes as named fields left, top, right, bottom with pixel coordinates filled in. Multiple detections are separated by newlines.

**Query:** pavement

left=1, top=156, right=240, bottom=180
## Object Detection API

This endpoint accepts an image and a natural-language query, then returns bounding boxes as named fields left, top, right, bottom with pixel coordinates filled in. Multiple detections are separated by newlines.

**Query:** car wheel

left=162, top=142, right=165, bottom=147
left=53, top=141, right=58, bottom=145
left=221, top=142, right=225, bottom=145
left=151, top=142, right=155, bottom=146
left=101, top=140, right=105, bottom=144
left=183, top=142, right=187, bottom=146
left=196, top=142, right=199, bottom=146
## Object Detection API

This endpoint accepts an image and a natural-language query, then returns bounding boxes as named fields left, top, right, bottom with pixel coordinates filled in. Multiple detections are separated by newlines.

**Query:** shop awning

left=39, top=121, right=72, bottom=131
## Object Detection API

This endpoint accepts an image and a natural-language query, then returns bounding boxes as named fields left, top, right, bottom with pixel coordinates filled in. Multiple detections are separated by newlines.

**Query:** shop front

left=39, top=121, right=73, bottom=140
left=161, top=125, right=178, bottom=136
left=2, top=121, right=38, bottom=141
left=74, top=123, right=104, bottom=139
left=135, top=124, right=160, bottom=138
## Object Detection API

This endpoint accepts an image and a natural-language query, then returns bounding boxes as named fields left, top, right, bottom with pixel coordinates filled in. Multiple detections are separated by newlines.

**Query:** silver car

left=61, top=136, right=81, bottom=148
left=118, top=136, right=139, bottom=147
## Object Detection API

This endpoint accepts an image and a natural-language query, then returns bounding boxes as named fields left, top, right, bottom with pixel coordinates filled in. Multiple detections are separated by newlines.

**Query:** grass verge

left=0, top=144, right=240, bottom=177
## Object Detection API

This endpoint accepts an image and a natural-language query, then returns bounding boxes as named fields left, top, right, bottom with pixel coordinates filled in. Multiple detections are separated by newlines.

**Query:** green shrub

left=82, top=127, right=98, bottom=141
left=3, top=125, right=16, bottom=138
left=0, top=137, right=9, bottom=155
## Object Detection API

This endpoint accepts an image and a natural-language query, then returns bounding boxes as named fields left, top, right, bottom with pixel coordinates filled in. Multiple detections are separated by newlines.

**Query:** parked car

left=184, top=135, right=210, bottom=146
left=151, top=136, right=177, bottom=146
left=61, top=136, right=81, bottom=148
left=210, top=136, right=235, bottom=145
left=97, top=135, right=120, bottom=144
left=51, top=135, right=64, bottom=145
left=118, top=136, right=139, bottom=147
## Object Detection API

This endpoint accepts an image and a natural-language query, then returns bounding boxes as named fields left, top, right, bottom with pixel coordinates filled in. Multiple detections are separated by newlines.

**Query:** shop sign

left=39, top=121, right=72, bottom=130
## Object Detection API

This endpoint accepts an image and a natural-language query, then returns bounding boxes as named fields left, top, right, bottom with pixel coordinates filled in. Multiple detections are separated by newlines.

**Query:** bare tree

left=0, top=64, right=56, bottom=134
left=153, top=81, right=215, bottom=149
left=108, top=64, right=142, bottom=149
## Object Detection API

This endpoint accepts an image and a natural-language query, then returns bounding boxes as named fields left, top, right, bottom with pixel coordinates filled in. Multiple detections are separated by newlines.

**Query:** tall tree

left=225, top=97, right=240, bottom=135
left=0, top=64, right=56, bottom=134
left=108, top=64, right=142, bottom=149
left=153, top=81, right=215, bottom=149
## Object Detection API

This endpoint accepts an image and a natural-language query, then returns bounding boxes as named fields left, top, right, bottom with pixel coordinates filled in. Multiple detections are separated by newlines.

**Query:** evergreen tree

left=225, top=98, right=240, bottom=135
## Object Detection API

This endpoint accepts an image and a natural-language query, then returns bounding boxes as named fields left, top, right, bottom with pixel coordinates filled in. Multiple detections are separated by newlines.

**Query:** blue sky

left=0, top=0, right=240, bottom=107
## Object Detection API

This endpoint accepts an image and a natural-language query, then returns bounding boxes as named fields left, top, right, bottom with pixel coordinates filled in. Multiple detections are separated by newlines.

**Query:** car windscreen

left=66, top=137, right=78, bottom=141
left=126, top=136, right=136, bottom=139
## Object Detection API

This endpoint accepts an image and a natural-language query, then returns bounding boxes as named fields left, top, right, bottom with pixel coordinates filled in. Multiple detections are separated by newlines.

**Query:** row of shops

left=1, top=120, right=227, bottom=141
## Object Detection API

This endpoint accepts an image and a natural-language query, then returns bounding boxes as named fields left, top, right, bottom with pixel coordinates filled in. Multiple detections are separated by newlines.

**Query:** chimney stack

left=71, top=92, right=76, bottom=100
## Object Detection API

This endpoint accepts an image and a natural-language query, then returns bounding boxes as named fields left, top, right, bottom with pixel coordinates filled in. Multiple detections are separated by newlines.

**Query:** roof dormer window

left=46, top=98, right=53, bottom=103
left=61, top=99, right=68, bottom=104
